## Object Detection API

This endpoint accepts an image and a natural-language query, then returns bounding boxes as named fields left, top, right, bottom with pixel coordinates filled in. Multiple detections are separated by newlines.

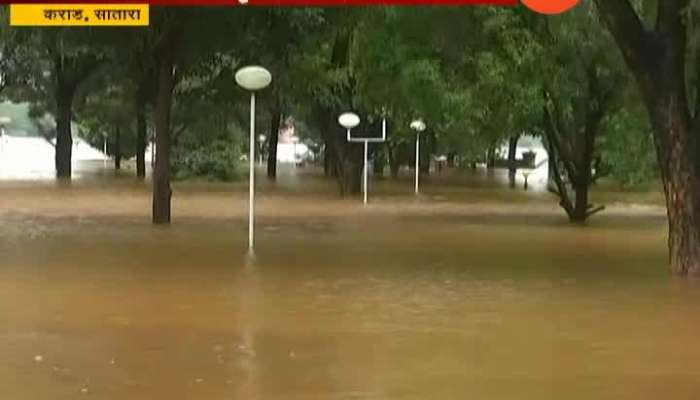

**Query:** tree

left=240, top=8, right=325, bottom=181
left=124, top=29, right=158, bottom=180
left=0, top=9, right=36, bottom=96
left=595, top=0, right=700, bottom=275
left=540, top=5, right=626, bottom=222
left=307, top=20, right=363, bottom=195
left=151, top=14, right=181, bottom=224
left=149, top=6, right=251, bottom=223
left=352, top=8, right=482, bottom=182
left=0, top=25, right=110, bottom=178
left=76, top=80, right=136, bottom=171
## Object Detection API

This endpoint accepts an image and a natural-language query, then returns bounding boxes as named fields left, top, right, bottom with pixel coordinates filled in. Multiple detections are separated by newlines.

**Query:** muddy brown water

left=1, top=163, right=698, bottom=399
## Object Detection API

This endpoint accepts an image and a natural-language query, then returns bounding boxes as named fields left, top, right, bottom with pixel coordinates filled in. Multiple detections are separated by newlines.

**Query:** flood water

left=1, top=162, right=698, bottom=399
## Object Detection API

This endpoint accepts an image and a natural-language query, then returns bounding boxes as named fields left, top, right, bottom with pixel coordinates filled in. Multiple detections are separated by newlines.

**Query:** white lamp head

left=338, top=112, right=360, bottom=129
left=235, top=65, right=272, bottom=91
left=410, top=119, right=426, bottom=132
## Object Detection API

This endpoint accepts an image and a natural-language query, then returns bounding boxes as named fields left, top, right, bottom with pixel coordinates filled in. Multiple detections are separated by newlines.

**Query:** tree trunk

left=447, top=152, right=456, bottom=168
left=113, top=125, right=122, bottom=170
left=340, top=146, right=363, bottom=194
left=569, top=183, right=589, bottom=222
left=52, top=54, right=104, bottom=180
left=507, top=134, right=520, bottom=188
left=323, top=143, right=333, bottom=177
left=136, top=89, right=147, bottom=179
left=595, top=0, right=700, bottom=275
left=373, top=145, right=385, bottom=179
left=54, top=88, right=74, bottom=179
left=418, top=135, right=430, bottom=175
left=386, top=142, right=400, bottom=179
left=543, top=110, right=602, bottom=224
left=650, top=106, right=700, bottom=275
left=320, top=111, right=363, bottom=195
left=267, top=105, right=281, bottom=180
left=419, top=132, right=434, bottom=174
left=152, top=30, right=177, bottom=225
left=314, top=28, right=362, bottom=195
left=390, top=161, right=400, bottom=179
left=486, top=147, right=496, bottom=169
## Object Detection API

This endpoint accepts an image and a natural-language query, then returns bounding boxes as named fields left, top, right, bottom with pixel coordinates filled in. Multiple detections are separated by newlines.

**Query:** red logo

left=522, top=0, right=580, bottom=14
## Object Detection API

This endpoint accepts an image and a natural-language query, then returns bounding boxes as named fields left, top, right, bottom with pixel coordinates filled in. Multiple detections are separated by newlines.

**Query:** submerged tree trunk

left=507, top=134, right=520, bottom=188
left=543, top=106, right=604, bottom=223
left=320, top=113, right=363, bottom=194
left=657, top=124, right=700, bottom=275
left=52, top=54, right=103, bottom=180
left=646, top=93, right=700, bottom=274
left=543, top=59, right=614, bottom=223
left=419, top=133, right=434, bottom=175
left=267, top=103, right=282, bottom=180
left=135, top=88, right=147, bottom=179
left=447, top=152, right=457, bottom=168
left=387, top=141, right=400, bottom=179
left=373, top=144, right=385, bottom=179
left=595, top=0, right=700, bottom=275
left=114, top=125, right=121, bottom=170
left=340, top=146, right=363, bottom=194
left=314, top=28, right=362, bottom=195
left=152, top=29, right=178, bottom=224
left=486, top=147, right=496, bottom=169
left=323, top=143, right=334, bottom=177
left=54, top=88, right=74, bottom=179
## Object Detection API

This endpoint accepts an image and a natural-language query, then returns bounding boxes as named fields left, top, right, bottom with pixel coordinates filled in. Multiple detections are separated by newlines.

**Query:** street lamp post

left=410, top=119, right=426, bottom=194
left=338, top=112, right=387, bottom=206
left=235, top=65, right=272, bottom=253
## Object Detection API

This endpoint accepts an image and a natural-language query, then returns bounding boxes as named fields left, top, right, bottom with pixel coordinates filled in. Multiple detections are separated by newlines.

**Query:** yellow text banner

left=10, top=4, right=149, bottom=26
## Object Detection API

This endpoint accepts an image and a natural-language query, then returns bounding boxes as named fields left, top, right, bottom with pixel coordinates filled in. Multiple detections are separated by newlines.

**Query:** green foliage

left=172, top=140, right=240, bottom=182
left=76, top=80, right=137, bottom=157
left=0, top=5, right=666, bottom=187
left=601, top=108, right=658, bottom=188
left=0, top=101, right=36, bottom=136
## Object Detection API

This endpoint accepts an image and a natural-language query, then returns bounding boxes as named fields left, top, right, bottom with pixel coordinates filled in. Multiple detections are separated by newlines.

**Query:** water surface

left=1, top=164, right=695, bottom=400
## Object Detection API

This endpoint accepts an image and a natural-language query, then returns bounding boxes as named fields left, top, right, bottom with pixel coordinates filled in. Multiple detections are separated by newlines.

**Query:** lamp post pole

left=414, top=132, right=420, bottom=194
left=410, top=119, right=426, bottom=195
left=236, top=65, right=272, bottom=253
left=248, top=92, right=256, bottom=251
left=363, top=140, right=368, bottom=205
left=339, top=113, right=386, bottom=206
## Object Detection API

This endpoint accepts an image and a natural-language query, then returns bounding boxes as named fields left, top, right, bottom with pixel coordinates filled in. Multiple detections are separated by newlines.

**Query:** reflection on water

left=0, top=164, right=695, bottom=399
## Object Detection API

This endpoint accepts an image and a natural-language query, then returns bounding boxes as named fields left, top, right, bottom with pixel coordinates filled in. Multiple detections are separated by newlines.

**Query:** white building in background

left=497, top=135, right=550, bottom=191
left=0, top=102, right=116, bottom=179
left=0, top=135, right=108, bottom=180
left=274, top=122, right=313, bottom=164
